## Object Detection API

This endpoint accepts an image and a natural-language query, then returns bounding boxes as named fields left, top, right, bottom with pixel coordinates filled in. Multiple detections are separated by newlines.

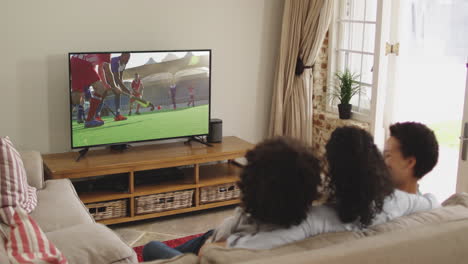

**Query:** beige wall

left=1, top=0, right=283, bottom=153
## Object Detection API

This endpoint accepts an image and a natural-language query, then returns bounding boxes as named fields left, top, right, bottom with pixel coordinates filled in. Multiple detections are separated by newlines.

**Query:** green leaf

left=329, top=68, right=362, bottom=105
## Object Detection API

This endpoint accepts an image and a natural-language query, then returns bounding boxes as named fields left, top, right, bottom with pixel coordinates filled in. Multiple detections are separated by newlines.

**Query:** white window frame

left=327, top=0, right=379, bottom=123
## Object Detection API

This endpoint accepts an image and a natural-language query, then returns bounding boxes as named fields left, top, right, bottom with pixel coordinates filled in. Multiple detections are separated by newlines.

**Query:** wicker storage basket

left=86, top=199, right=128, bottom=220
left=135, top=189, right=194, bottom=215
left=200, top=182, right=240, bottom=204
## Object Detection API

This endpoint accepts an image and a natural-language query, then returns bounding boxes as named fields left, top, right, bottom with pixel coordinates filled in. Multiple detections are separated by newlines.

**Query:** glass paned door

left=385, top=0, right=468, bottom=201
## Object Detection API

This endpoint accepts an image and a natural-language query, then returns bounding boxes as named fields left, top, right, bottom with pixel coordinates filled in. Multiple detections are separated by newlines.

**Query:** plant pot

left=338, top=104, right=352, bottom=119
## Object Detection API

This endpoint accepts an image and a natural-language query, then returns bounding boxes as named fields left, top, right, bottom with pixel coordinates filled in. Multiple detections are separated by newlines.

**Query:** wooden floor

left=110, top=205, right=236, bottom=247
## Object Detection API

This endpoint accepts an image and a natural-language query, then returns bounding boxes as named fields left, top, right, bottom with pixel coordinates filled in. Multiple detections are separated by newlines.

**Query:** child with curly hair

left=142, top=137, right=322, bottom=261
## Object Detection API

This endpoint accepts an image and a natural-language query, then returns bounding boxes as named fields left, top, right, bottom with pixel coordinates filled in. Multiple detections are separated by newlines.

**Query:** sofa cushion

left=0, top=206, right=67, bottom=264
left=365, top=205, right=468, bottom=235
left=0, top=238, right=8, bottom=264
left=30, top=179, right=94, bottom=232
left=238, top=220, right=468, bottom=264
left=0, top=218, right=9, bottom=263
left=364, top=192, right=468, bottom=235
left=201, top=193, right=468, bottom=264
left=442, top=192, right=468, bottom=207
left=19, top=150, right=45, bottom=190
left=113, top=259, right=141, bottom=264
left=142, top=254, right=199, bottom=264
left=201, top=231, right=363, bottom=264
left=0, top=136, right=37, bottom=213
left=46, top=223, right=137, bottom=264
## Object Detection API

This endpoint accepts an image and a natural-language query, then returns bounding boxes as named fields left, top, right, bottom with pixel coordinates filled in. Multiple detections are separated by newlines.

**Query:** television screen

left=69, top=50, right=211, bottom=149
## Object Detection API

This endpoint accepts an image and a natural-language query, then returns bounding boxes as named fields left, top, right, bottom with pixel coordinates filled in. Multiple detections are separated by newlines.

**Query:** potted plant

left=330, top=69, right=361, bottom=119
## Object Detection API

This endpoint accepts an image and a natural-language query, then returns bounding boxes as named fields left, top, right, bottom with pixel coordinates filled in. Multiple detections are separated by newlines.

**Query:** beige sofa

left=0, top=151, right=138, bottom=264
left=145, top=194, right=468, bottom=264
left=3, top=151, right=467, bottom=264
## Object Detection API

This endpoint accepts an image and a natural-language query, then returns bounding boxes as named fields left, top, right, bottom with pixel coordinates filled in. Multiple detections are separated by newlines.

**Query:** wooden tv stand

left=42, top=136, right=253, bottom=225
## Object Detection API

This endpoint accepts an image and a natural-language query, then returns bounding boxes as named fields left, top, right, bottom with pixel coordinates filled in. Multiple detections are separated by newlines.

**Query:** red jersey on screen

left=188, top=87, right=194, bottom=95
left=70, top=54, right=111, bottom=92
left=72, top=54, right=111, bottom=67
left=132, top=79, right=142, bottom=93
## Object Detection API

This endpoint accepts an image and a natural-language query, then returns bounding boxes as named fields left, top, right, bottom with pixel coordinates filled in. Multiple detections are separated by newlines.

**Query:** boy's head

left=238, top=137, right=321, bottom=228
left=384, top=122, right=439, bottom=190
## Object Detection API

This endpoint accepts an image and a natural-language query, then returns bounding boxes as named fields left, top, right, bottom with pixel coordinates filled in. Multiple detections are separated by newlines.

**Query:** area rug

left=133, top=233, right=203, bottom=262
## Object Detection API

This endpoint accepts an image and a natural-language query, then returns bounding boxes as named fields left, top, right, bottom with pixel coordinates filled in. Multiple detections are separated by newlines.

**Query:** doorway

left=385, top=0, right=468, bottom=201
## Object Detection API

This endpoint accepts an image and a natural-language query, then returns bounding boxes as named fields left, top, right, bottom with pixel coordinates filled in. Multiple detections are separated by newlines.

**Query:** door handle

left=461, top=123, right=468, bottom=161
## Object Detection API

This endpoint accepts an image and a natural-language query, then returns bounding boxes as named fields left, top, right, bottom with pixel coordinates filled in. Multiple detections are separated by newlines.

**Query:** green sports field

left=72, top=105, right=209, bottom=148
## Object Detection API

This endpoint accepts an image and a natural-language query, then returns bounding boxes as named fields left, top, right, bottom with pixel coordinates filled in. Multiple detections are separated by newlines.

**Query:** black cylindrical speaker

left=208, top=118, right=222, bottom=143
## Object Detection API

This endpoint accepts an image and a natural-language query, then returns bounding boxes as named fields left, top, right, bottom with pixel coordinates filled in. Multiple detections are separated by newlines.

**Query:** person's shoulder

left=421, top=192, right=440, bottom=207
left=303, top=204, right=350, bottom=233
left=392, top=189, right=438, bottom=203
left=387, top=189, right=417, bottom=204
left=391, top=189, right=405, bottom=199
left=389, top=189, right=440, bottom=210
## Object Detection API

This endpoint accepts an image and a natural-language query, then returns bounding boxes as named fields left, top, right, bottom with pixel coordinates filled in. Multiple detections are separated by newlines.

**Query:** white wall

left=0, top=0, right=284, bottom=153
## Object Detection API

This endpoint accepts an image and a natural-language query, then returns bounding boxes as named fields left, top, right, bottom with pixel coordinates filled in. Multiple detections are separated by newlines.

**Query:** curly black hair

left=325, top=126, right=394, bottom=227
left=389, top=122, right=439, bottom=179
left=238, top=137, right=322, bottom=228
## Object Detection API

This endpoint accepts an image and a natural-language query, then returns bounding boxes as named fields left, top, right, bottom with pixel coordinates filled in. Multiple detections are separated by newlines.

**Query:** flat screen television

left=68, top=49, right=211, bottom=149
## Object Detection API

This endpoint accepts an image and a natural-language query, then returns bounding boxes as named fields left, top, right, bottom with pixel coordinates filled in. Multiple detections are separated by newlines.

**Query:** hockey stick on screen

left=102, top=103, right=117, bottom=117
left=121, top=91, right=152, bottom=108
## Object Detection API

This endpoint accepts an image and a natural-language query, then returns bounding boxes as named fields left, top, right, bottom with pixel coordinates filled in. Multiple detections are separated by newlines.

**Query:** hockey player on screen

left=169, top=77, right=177, bottom=110
left=187, top=85, right=195, bottom=107
left=95, top=53, right=131, bottom=122
left=128, top=72, right=155, bottom=115
left=70, top=53, right=122, bottom=128
left=74, top=87, right=92, bottom=124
